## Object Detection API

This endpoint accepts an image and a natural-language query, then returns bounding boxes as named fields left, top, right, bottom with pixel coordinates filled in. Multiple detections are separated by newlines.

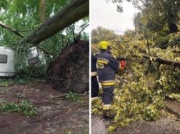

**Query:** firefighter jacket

left=97, top=51, right=119, bottom=86
left=91, top=53, right=98, bottom=76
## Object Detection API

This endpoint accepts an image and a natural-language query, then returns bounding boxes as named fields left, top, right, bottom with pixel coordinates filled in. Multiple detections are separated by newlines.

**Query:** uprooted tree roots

left=46, top=40, right=89, bottom=93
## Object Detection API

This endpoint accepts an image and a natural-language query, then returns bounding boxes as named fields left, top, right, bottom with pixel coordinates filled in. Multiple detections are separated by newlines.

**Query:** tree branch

left=0, top=21, right=24, bottom=38
left=141, top=54, right=180, bottom=67
left=36, top=46, right=53, bottom=55
left=25, top=0, right=89, bottom=44
left=78, top=24, right=89, bottom=35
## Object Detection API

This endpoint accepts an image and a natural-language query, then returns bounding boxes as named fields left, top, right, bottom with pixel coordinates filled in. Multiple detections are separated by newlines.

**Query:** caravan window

left=0, top=54, right=7, bottom=63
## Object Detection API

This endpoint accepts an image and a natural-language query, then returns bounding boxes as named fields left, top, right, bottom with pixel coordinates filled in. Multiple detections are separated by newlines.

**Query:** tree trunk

left=25, top=0, right=89, bottom=44
left=39, top=0, right=46, bottom=23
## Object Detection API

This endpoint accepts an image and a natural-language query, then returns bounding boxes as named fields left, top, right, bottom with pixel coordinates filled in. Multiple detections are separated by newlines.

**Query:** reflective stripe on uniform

left=103, top=104, right=111, bottom=110
left=91, top=71, right=97, bottom=76
left=100, top=80, right=115, bottom=86
left=91, top=97, right=99, bottom=102
left=97, top=58, right=109, bottom=64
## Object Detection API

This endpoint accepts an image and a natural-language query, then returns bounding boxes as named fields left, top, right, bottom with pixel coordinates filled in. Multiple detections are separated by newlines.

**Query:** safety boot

left=102, top=105, right=114, bottom=119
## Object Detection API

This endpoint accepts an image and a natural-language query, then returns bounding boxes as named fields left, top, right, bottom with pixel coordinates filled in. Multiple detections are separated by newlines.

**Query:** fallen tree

left=0, top=0, right=89, bottom=44
left=25, top=0, right=89, bottom=44
left=0, top=0, right=89, bottom=93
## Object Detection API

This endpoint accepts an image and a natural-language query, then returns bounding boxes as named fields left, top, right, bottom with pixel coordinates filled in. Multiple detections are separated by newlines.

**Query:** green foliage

left=0, top=99, right=37, bottom=116
left=65, top=92, right=83, bottom=102
left=168, top=33, right=180, bottom=47
left=0, top=0, right=8, bottom=9
left=144, top=105, right=159, bottom=121
left=0, top=77, right=45, bottom=87
left=0, top=79, right=13, bottom=87
left=133, top=0, right=180, bottom=35
left=92, top=23, right=179, bottom=132
left=19, top=100, right=37, bottom=116
left=156, top=36, right=169, bottom=49
left=113, top=76, right=164, bottom=121
left=91, top=98, right=103, bottom=115
left=15, top=64, right=46, bottom=78
left=168, top=93, right=180, bottom=101
left=91, top=27, right=118, bottom=44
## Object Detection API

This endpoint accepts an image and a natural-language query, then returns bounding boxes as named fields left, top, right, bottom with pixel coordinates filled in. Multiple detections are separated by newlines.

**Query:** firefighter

left=91, top=53, right=99, bottom=101
left=97, top=41, right=119, bottom=118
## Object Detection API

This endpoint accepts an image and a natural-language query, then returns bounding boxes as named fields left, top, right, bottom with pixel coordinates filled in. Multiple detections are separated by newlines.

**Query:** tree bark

left=39, top=0, right=46, bottom=23
left=25, top=0, right=89, bottom=44
left=141, top=54, right=180, bottom=67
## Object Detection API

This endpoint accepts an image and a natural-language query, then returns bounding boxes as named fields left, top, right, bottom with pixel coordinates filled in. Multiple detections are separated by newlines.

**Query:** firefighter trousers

left=91, top=76, right=99, bottom=97
left=102, top=85, right=114, bottom=105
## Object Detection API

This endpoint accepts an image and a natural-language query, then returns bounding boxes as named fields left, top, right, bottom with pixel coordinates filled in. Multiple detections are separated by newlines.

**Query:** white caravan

left=0, top=46, right=45, bottom=77
left=0, top=46, right=15, bottom=76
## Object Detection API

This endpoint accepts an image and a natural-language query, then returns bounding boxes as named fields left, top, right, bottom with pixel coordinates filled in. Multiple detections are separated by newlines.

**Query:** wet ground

left=92, top=99, right=180, bottom=134
left=1, top=82, right=180, bottom=134
left=92, top=115, right=180, bottom=134
left=0, top=83, right=89, bottom=134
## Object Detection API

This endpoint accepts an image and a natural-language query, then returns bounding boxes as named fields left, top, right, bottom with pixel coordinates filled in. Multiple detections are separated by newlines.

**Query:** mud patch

left=0, top=83, right=89, bottom=134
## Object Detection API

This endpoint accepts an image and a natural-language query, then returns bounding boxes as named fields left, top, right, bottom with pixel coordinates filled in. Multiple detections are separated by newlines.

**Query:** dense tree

left=91, top=26, right=118, bottom=44
left=133, top=0, right=180, bottom=34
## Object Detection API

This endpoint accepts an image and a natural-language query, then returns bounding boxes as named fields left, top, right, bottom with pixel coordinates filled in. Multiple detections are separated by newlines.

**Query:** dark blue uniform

left=97, top=50, right=119, bottom=107
left=91, top=53, right=99, bottom=98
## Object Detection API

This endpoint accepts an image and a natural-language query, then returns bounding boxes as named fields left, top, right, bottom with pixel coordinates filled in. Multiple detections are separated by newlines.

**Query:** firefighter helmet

left=99, top=41, right=111, bottom=50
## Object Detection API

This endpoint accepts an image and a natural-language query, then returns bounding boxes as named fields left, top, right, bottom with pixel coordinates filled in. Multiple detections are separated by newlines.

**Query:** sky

left=90, top=0, right=140, bottom=35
